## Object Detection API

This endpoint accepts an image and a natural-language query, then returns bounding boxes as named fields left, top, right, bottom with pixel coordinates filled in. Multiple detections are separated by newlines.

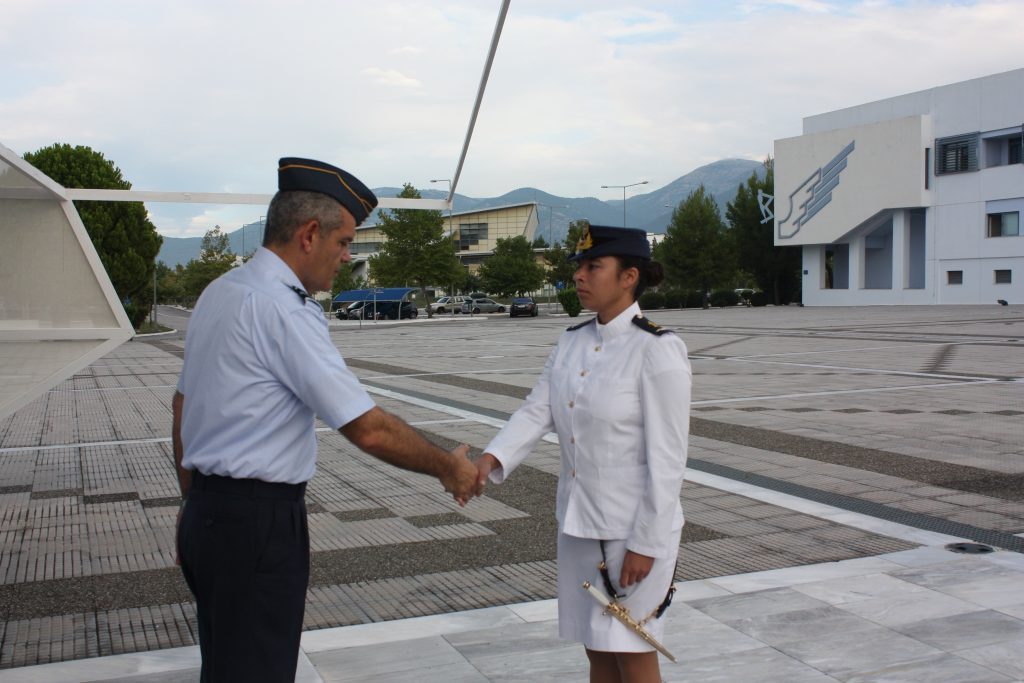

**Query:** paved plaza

left=0, top=304, right=1021, bottom=681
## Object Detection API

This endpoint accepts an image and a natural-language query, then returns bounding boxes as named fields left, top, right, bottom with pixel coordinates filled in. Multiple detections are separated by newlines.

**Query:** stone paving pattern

left=0, top=305, right=1021, bottom=670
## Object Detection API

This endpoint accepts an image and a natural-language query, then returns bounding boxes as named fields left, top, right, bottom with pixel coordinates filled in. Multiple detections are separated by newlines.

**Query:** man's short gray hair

left=262, top=191, right=345, bottom=246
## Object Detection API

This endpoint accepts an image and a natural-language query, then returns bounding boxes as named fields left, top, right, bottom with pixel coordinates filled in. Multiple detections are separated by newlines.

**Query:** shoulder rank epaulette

left=632, top=315, right=671, bottom=335
left=285, top=283, right=313, bottom=303
left=566, top=317, right=596, bottom=331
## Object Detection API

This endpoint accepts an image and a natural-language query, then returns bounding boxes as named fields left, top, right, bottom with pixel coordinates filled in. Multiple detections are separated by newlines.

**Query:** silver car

left=428, top=296, right=466, bottom=314
left=461, top=297, right=506, bottom=314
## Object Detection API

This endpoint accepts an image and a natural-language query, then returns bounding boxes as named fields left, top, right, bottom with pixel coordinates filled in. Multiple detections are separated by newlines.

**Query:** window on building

left=987, top=212, right=1020, bottom=238
left=995, top=269, right=1012, bottom=285
left=983, top=131, right=1023, bottom=167
left=935, top=133, right=979, bottom=175
left=458, top=223, right=488, bottom=250
left=350, top=242, right=380, bottom=255
left=947, top=270, right=963, bottom=285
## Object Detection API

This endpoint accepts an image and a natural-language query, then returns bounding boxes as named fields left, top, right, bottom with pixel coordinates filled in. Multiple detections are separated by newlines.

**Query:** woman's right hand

left=475, top=452, right=502, bottom=490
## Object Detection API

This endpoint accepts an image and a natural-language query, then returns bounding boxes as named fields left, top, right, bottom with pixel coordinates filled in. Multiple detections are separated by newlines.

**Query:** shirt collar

left=595, top=301, right=642, bottom=340
left=251, top=246, right=306, bottom=293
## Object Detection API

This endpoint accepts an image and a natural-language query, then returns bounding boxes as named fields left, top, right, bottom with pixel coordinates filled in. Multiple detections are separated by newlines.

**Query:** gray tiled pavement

left=0, top=304, right=1021, bottom=681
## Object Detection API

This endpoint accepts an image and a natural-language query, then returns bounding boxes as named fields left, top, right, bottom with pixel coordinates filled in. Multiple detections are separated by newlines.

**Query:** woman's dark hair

left=615, top=255, right=664, bottom=300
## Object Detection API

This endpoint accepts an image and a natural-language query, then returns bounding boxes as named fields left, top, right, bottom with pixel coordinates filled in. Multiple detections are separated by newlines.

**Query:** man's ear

left=296, top=220, right=319, bottom=253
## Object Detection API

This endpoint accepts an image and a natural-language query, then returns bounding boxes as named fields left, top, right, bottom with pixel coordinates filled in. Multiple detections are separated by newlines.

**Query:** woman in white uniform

left=477, top=225, right=691, bottom=683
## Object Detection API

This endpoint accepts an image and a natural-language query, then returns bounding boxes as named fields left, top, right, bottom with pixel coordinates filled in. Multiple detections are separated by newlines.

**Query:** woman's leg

left=615, top=651, right=661, bottom=683
left=586, top=648, right=622, bottom=683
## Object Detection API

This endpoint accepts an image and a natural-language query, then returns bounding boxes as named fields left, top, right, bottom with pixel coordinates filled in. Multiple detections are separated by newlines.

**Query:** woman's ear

left=620, top=265, right=639, bottom=289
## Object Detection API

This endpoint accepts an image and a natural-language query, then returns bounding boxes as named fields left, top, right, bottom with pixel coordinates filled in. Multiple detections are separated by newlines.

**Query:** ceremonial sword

left=581, top=581, right=677, bottom=662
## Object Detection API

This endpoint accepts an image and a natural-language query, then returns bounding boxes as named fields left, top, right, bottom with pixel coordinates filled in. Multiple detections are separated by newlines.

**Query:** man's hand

left=341, top=408, right=483, bottom=505
left=619, top=550, right=655, bottom=588
left=441, top=444, right=480, bottom=506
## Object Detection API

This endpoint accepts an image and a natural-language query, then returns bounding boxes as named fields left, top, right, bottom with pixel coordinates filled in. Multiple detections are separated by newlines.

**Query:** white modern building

left=773, top=68, right=1023, bottom=305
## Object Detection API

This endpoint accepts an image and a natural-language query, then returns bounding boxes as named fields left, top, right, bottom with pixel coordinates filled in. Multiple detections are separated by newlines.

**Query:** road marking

left=727, top=342, right=946, bottom=360
left=725, top=356, right=1001, bottom=382
left=0, top=418, right=470, bottom=453
left=691, top=379, right=1000, bottom=406
left=360, top=385, right=969, bottom=547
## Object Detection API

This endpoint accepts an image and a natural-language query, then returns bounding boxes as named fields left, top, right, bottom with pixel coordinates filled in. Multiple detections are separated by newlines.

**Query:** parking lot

left=0, top=304, right=1022, bottom=678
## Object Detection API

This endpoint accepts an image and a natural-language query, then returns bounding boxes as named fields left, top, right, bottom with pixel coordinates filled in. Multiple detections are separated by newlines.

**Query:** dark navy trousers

left=179, top=473, right=310, bottom=683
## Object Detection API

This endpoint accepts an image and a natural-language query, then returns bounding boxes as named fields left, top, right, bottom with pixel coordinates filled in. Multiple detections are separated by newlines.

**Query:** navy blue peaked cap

left=278, top=157, right=378, bottom=225
left=568, top=225, right=651, bottom=262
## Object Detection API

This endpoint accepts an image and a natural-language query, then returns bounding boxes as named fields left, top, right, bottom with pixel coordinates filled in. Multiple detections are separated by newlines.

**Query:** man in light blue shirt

left=172, top=158, right=479, bottom=682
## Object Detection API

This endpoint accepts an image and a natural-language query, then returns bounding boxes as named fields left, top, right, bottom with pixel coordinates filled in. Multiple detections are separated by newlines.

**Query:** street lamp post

left=601, top=180, right=648, bottom=227
left=536, top=202, right=569, bottom=248
left=430, top=179, right=454, bottom=305
left=537, top=202, right=568, bottom=309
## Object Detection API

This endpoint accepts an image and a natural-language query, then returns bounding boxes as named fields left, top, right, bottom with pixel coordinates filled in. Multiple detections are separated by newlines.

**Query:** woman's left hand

left=619, top=550, right=655, bottom=587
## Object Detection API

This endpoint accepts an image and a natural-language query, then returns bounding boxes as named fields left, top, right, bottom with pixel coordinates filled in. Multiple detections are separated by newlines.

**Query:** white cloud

left=361, top=67, right=422, bottom=88
left=1, top=0, right=1021, bottom=235
left=390, top=46, right=424, bottom=55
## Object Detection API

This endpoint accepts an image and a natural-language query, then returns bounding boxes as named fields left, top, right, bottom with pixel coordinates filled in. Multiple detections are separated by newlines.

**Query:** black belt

left=190, top=471, right=306, bottom=501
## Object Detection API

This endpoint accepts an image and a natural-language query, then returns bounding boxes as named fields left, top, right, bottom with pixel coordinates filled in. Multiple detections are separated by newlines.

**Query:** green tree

left=542, top=219, right=589, bottom=290
left=460, top=270, right=482, bottom=295
left=201, top=226, right=232, bottom=261
left=180, top=226, right=236, bottom=300
left=155, top=261, right=185, bottom=303
left=331, top=262, right=364, bottom=296
left=478, top=235, right=546, bottom=297
left=543, top=242, right=574, bottom=289
left=23, top=143, right=163, bottom=328
left=564, top=220, right=588, bottom=253
left=726, top=159, right=801, bottom=305
left=660, top=185, right=735, bottom=307
left=367, top=183, right=462, bottom=317
left=558, top=288, right=583, bottom=317
left=531, top=235, right=548, bottom=248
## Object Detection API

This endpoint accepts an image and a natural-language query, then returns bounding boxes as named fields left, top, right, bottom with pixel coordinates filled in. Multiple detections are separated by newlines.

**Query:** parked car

left=734, top=289, right=756, bottom=306
left=428, top=296, right=467, bottom=314
left=461, top=297, right=506, bottom=314
left=509, top=297, right=538, bottom=317
left=368, top=300, right=418, bottom=320
left=335, top=300, right=367, bottom=320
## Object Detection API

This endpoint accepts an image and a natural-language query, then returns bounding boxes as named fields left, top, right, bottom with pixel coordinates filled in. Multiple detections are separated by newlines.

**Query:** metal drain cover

left=946, top=542, right=995, bottom=554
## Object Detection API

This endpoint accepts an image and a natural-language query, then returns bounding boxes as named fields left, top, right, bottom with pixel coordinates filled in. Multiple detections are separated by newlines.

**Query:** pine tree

left=660, top=186, right=735, bottom=307
left=726, top=159, right=801, bottom=304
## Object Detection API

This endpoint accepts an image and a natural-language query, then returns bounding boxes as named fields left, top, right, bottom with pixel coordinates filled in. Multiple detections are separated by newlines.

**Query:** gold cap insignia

left=576, top=226, right=593, bottom=254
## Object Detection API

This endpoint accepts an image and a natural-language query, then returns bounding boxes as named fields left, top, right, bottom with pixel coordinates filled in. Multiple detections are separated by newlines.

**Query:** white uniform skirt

left=557, top=529, right=681, bottom=652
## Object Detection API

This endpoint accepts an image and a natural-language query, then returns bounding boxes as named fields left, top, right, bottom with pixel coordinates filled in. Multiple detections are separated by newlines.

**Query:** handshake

left=441, top=447, right=502, bottom=506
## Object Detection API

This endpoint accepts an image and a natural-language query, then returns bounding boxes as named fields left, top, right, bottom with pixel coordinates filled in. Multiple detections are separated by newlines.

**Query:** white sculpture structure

left=0, top=0, right=510, bottom=422
left=0, top=143, right=135, bottom=419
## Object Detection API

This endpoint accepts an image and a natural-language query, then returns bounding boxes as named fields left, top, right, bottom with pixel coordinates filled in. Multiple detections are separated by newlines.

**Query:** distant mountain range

left=157, top=158, right=764, bottom=267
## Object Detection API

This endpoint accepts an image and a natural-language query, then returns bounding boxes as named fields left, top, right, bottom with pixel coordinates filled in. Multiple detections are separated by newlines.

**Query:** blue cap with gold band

left=568, top=224, right=651, bottom=262
left=278, top=157, right=379, bottom=226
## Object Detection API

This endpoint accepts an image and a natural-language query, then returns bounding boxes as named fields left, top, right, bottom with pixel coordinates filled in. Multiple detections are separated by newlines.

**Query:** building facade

left=350, top=202, right=540, bottom=285
left=774, top=68, right=1023, bottom=305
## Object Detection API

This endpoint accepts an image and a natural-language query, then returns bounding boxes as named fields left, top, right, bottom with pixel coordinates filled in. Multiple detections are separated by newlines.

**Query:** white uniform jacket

left=485, top=302, right=691, bottom=558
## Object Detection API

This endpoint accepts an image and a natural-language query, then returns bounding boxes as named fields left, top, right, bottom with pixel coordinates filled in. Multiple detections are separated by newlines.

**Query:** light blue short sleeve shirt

left=176, top=247, right=375, bottom=484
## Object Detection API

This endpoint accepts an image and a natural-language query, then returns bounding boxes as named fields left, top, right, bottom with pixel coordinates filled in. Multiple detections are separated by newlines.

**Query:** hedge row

left=638, top=289, right=770, bottom=309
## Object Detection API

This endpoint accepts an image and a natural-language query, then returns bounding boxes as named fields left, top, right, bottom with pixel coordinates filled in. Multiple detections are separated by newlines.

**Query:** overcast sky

left=2, top=0, right=1021, bottom=238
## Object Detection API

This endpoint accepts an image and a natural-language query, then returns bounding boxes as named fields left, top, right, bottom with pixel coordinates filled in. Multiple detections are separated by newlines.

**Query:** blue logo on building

left=766, top=141, right=855, bottom=240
